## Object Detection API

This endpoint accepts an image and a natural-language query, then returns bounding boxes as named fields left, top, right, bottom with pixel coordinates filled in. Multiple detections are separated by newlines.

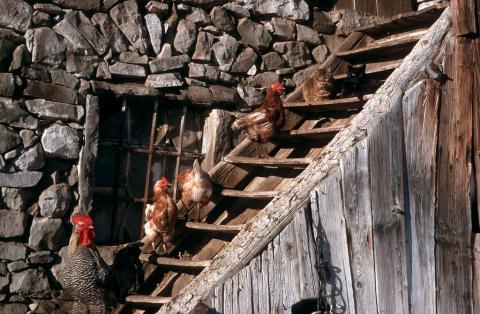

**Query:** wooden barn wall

left=334, top=0, right=413, bottom=17
left=205, top=30, right=480, bottom=314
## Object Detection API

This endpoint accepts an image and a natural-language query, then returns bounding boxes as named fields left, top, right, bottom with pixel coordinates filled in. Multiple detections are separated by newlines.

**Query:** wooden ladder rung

left=186, top=221, right=243, bottom=234
left=224, top=155, right=312, bottom=168
left=221, top=189, right=279, bottom=199
left=335, top=29, right=426, bottom=61
left=140, top=255, right=211, bottom=269
left=278, top=126, right=345, bottom=140
left=125, top=295, right=171, bottom=304
left=284, top=94, right=372, bottom=111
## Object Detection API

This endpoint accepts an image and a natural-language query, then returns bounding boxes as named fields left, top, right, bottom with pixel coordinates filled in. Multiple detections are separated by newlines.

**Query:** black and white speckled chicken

left=62, top=214, right=143, bottom=314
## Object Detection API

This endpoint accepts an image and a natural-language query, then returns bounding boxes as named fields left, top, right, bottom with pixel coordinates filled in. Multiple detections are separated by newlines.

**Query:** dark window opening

left=93, top=94, right=206, bottom=244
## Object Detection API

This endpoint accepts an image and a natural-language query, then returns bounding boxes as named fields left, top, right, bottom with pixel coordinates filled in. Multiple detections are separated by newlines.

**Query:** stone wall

left=0, top=0, right=391, bottom=312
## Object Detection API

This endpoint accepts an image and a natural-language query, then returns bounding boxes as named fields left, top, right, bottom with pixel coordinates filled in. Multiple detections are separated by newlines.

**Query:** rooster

left=62, top=214, right=142, bottom=314
left=143, top=176, right=178, bottom=253
left=177, top=159, right=213, bottom=221
left=232, top=81, right=285, bottom=158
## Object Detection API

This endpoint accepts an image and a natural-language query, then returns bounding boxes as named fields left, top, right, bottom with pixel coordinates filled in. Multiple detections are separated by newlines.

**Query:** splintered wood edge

left=157, top=8, right=452, bottom=314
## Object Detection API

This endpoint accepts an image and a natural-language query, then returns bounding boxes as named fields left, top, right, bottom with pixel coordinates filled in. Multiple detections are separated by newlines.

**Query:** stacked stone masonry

left=0, top=0, right=427, bottom=311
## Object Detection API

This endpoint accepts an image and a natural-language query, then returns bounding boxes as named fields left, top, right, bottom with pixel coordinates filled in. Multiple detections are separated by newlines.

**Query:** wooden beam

left=185, top=222, right=243, bottom=234
left=140, top=255, right=211, bottom=269
left=278, top=125, right=345, bottom=140
left=451, top=0, right=477, bottom=37
left=125, top=295, right=171, bottom=305
left=223, top=156, right=313, bottom=168
left=474, top=234, right=480, bottom=314
left=158, top=8, right=453, bottom=314
left=284, top=94, right=371, bottom=111
left=435, top=35, right=473, bottom=314
left=221, top=189, right=279, bottom=199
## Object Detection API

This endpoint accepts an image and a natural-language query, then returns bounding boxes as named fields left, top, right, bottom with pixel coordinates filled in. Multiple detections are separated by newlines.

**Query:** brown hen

left=232, top=81, right=285, bottom=158
left=144, top=177, right=178, bottom=253
left=177, top=159, right=212, bottom=221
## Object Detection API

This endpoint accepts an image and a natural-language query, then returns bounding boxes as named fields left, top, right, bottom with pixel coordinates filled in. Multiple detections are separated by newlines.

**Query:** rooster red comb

left=71, top=214, right=93, bottom=226
left=271, top=81, right=284, bottom=92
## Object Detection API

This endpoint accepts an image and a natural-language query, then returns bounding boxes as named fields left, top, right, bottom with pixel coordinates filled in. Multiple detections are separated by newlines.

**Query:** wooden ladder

left=120, top=4, right=448, bottom=313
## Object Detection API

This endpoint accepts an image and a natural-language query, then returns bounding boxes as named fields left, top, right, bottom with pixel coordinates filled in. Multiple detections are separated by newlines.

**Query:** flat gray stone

left=4, top=147, right=22, bottom=160
left=210, top=7, right=235, bottom=32
left=145, top=14, right=163, bottom=55
left=7, top=260, right=28, bottom=272
left=91, top=13, right=129, bottom=54
left=0, top=276, right=8, bottom=292
left=28, top=251, right=54, bottom=264
left=313, top=9, right=336, bottom=34
left=23, top=80, right=77, bottom=105
left=296, top=24, right=321, bottom=45
left=0, top=171, right=42, bottom=188
left=261, top=52, right=285, bottom=71
left=9, top=44, right=31, bottom=72
left=0, top=210, right=27, bottom=238
left=13, top=144, right=44, bottom=171
left=145, top=73, right=183, bottom=88
left=186, top=7, right=211, bottom=25
left=149, top=54, right=190, bottom=73
left=19, top=130, right=38, bottom=149
left=273, top=41, right=311, bottom=68
left=32, top=11, right=51, bottom=27
left=25, top=99, right=84, bottom=122
left=237, top=85, right=265, bottom=107
left=174, top=19, right=197, bottom=54
left=9, top=269, right=50, bottom=296
left=50, top=69, right=80, bottom=89
left=0, top=98, right=30, bottom=125
left=118, top=51, right=148, bottom=65
left=0, top=73, right=14, bottom=97
left=238, top=18, right=272, bottom=51
left=231, top=48, right=257, bottom=74
left=91, top=80, right=159, bottom=96
left=192, top=32, right=214, bottom=62
left=25, top=27, right=65, bottom=65
left=271, top=18, right=296, bottom=40
left=28, top=217, right=67, bottom=250
left=110, top=0, right=148, bottom=54
left=223, top=3, right=250, bottom=18
left=246, top=0, right=309, bottom=21
left=39, top=184, right=72, bottom=219
left=65, top=52, right=97, bottom=79
left=21, top=66, right=50, bottom=82
left=41, top=124, right=80, bottom=159
left=1, top=187, right=33, bottom=211
left=212, top=34, right=238, bottom=71
left=146, top=1, right=169, bottom=14
left=0, top=124, right=21, bottom=154
left=188, top=63, right=220, bottom=81
left=33, top=3, right=62, bottom=14
left=0, top=242, right=27, bottom=261
left=246, top=71, right=279, bottom=88
left=312, top=45, right=329, bottom=64
left=109, top=62, right=146, bottom=78
left=0, top=0, right=32, bottom=33
left=53, top=0, right=100, bottom=10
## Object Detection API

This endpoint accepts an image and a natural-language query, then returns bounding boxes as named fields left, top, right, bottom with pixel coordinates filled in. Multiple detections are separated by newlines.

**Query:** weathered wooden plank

left=473, top=37, right=480, bottom=232
left=230, top=270, right=240, bottom=314
left=238, top=267, right=253, bottom=314
left=281, top=126, right=344, bottom=140
left=451, top=0, right=477, bottom=37
left=157, top=9, right=453, bottom=313
left=474, top=234, right=480, bottom=313
left=224, top=156, right=312, bottom=168
left=185, top=222, right=243, bottom=234
left=367, top=98, right=408, bottom=314
left=310, top=168, right=355, bottom=314
left=125, top=295, right=171, bottom=304
left=292, top=205, right=320, bottom=300
left=279, top=222, right=302, bottom=311
left=435, top=35, right=473, bottom=314
left=355, top=0, right=376, bottom=15
left=335, top=0, right=354, bottom=11
left=213, top=284, right=224, bottom=314
left=376, top=0, right=413, bottom=18
left=340, top=139, right=377, bottom=314
left=222, top=277, right=234, bottom=314
left=221, top=189, right=279, bottom=199
left=271, top=235, right=285, bottom=313
left=139, top=255, right=211, bottom=269
left=402, top=79, right=440, bottom=314
left=284, top=95, right=371, bottom=111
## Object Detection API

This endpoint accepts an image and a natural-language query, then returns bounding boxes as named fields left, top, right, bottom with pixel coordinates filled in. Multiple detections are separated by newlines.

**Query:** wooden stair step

left=335, top=29, right=426, bottom=61
left=221, top=189, right=279, bottom=199
left=284, top=94, right=373, bottom=111
left=224, top=155, right=312, bottom=168
left=278, top=125, right=345, bottom=140
left=140, top=254, right=211, bottom=269
left=186, top=221, right=243, bottom=234
left=334, top=58, right=403, bottom=80
left=125, top=295, right=171, bottom=304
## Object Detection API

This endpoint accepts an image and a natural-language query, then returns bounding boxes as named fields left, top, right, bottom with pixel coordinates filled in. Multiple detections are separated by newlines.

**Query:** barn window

left=92, top=94, right=205, bottom=244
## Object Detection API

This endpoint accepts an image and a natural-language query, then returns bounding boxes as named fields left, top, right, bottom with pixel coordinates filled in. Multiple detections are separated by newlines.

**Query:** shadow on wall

left=310, top=0, right=337, bottom=11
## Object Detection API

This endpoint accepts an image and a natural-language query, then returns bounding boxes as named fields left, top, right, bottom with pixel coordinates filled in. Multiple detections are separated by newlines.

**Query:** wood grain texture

left=355, top=0, right=376, bottom=15
left=157, top=9, right=452, bottom=313
left=402, top=79, right=440, bottom=314
left=474, top=234, right=480, bottom=313
left=340, top=139, right=377, bottom=314
left=435, top=35, right=474, bottom=314
left=451, top=0, right=477, bottom=37
left=367, top=98, right=408, bottom=314
left=310, top=168, right=355, bottom=314
left=376, top=0, right=413, bottom=17
left=334, top=0, right=354, bottom=11
left=473, top=37, right=480, bottom=231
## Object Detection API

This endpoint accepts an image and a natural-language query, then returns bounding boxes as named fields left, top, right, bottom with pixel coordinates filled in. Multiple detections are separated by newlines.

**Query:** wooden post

left=474, top=234, right=480, bottom=313
left=451, top=0, right=478, bottom=37
left=435, top=36, right=474, bottom=314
